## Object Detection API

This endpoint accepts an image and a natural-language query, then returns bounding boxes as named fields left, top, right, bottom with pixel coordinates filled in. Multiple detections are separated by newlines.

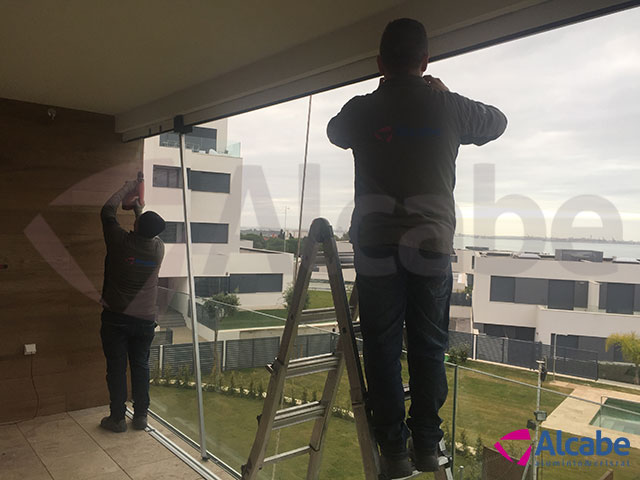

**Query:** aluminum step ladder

left=241, top=218, right=453, bottom=480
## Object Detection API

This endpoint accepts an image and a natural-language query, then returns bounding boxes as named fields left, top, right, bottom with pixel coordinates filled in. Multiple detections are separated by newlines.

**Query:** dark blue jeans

left=355, top=245, right=451, bottom=457
left=100, top=309, right=156, bottom=420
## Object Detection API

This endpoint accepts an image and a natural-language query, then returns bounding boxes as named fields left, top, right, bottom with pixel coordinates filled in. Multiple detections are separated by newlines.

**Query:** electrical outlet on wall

left=24, top=344, right=37, bottom=355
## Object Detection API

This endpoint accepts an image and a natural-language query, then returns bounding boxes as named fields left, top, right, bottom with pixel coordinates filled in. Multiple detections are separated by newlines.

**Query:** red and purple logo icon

left=494, top=429, right=532, bottom=466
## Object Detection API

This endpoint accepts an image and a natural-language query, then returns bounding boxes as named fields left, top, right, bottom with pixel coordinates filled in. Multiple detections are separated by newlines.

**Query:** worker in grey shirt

left=99, top=178, right=165, bottom=433
left=327, top=18, right=507, bottom=478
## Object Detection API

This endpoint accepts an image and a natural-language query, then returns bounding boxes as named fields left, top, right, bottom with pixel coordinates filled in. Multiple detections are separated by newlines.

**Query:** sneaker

left=132, top=415, right=148, bottom=431
left=380, top=454, right=413, bottom=479
left=100, top=416, right=127, bottom=433
left=408, top=438, right=439, bottom=472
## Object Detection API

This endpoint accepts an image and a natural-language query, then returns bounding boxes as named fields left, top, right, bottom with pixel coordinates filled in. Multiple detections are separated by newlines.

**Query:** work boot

left=132, top=415, right=148, bottom=431
left=408, top=438, right=439, bottom=472
left=100, top=416, right=127, bottom=433
left=381, top=453, right=413, bottom=479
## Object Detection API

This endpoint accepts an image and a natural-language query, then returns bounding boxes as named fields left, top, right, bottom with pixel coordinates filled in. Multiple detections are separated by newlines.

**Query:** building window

left=514, top=278, right=548, bottom=305
left=191, top=223, right=228, bottom=243
left=606, top=283, right=634, bottom=314
left=159, top=127, right=217, bottom=152
left=152, top=166, right=230, bottom=193
left=153, top=165, right=182, bottom=188
left=229, top=274, right=283, bottom=293
left=157, top=222, right=228, bottom=244
left=548, top=279, right=575, bottom=310
left=190, top=171, right=230, bottom=193
left=484, top=324, right=535, bottom=342
left=553, top=334, right=579, bottom=349
left=574, top=281, right=588, bottom=308
left=158, top=222, right=186, bottom=243
left=159, top=132, right=180, bottom=148
left=195, top=277, right=230, bottom=297
left=489, top=276, right=515, bottom=302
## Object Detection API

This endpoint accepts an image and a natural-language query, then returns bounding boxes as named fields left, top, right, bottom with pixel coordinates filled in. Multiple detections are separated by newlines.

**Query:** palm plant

left=606, top=332, right=640, bottom=384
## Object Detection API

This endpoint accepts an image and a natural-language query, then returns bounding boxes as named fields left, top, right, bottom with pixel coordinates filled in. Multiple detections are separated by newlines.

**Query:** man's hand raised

left=123, top=180, right=138, bottom=193
left=424, top=75, right=449, bottom=92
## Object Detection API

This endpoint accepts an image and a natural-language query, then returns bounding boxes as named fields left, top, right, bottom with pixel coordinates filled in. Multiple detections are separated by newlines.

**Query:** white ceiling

left=1, top=0, right=637, bottom=140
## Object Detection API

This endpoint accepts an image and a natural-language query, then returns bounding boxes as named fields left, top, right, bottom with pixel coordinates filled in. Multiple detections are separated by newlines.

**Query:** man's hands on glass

left=424, top=75, right=449, bottom=92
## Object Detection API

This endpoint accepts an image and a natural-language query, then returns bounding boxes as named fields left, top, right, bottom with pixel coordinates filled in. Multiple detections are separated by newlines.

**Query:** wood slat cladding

left=0, top=98, right=143, bottom=423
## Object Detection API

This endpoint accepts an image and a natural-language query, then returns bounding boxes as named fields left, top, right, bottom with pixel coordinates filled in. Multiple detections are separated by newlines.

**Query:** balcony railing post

left=451, top=363, right=459, bottom=469
left=177, top=120, right=208, bottom=460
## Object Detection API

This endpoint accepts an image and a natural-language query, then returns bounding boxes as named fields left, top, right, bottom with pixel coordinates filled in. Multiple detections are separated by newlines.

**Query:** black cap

left=137, top=211, right=166, bottom=239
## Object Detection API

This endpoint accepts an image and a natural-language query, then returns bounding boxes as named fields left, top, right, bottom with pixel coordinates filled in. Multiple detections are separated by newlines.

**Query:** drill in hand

left=122, top=172, right=145, bottom=217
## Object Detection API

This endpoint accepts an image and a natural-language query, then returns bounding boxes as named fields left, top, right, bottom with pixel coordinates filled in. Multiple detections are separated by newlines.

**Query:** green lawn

left=150, top=385, right=366, bottom=480
left=218, top=290, right=336, bottom=330
left=150, top=359, right=640, bottom=480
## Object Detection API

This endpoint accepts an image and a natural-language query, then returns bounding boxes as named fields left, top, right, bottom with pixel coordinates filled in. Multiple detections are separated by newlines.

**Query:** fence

left=150, top=329, right=599, bottom=381
left=450, top=331, right=599, bottom=380
left=150, top=332, right=337, bottom=376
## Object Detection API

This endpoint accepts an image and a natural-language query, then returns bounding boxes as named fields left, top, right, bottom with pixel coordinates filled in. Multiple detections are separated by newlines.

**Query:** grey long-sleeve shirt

left=101, top=184, right=164, bottom=322
left=327, top=75, right=507, bottom=253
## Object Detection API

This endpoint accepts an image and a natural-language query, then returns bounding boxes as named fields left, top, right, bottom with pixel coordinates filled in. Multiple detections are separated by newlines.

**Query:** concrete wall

left=537, top=308, right=640, bottom=344
left=0, top=98, right=143, bottom=422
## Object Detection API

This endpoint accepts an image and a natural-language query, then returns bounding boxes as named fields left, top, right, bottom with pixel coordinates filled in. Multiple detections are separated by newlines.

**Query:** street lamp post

left=283, top=206, right=289, bottom=252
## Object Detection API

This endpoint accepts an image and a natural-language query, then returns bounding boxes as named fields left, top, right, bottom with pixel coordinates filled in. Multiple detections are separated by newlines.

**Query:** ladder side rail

left=321, top=231, right=380, bottom=480
left=241, top=220, right=326, bottom=480
left=275, top=221, right=325, bottom=367
left=305, top=340, right=346, bottom=480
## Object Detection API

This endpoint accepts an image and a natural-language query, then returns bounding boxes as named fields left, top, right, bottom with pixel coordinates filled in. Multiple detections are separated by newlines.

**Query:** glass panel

left=150, top=287, right=205, bottom=449
left=190, top=297, right=354, bottom=477
left=450, top=363, right=538, bottom=478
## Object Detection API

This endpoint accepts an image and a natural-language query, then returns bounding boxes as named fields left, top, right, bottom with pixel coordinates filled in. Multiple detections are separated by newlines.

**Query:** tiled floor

left=0, top=406, right=230, bottom=480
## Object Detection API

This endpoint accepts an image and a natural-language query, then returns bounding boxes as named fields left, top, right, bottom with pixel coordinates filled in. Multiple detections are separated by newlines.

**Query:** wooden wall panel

left=0, top=98, right=142, bottom=423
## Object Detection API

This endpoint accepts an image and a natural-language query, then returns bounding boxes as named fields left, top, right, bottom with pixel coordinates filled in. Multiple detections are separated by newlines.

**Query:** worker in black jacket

left=99, top=178, right=165, bottom=433
left=327, top=18, right=507, bottom=478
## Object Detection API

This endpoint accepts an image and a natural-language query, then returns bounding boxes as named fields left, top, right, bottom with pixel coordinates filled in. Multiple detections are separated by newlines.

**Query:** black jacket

left=101, top=185, right=164, bottom=322
left=327, top=75, right=507, bottom=253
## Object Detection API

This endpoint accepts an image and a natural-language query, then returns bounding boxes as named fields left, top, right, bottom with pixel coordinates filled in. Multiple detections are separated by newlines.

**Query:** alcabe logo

left=494, top=429, right=632, bottom=469
left=494, top=429, right=532, bottom=466
left=375, top=126, right=393, bottom=142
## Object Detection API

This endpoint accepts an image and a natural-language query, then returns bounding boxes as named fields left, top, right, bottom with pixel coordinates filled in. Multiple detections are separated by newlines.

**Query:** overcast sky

left=228, top=7, right=640, bottom=241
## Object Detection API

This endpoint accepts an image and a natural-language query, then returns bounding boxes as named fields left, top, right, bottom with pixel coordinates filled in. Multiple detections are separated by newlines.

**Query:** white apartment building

left=143, top=119, right=293, bottom=309
left=467, top=248, right=640, bottom=361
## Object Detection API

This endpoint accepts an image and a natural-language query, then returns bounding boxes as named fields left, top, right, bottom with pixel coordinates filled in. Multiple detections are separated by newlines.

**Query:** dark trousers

left=100, top=309, right=156, bottom=420
left=355, top=245, right=451, bottom=456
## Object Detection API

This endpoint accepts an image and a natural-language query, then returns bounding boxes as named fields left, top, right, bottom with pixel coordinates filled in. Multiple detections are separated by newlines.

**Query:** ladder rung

left=262, top=445, right=312, bottom=466
left=401, top=470, right=426, bottom=479
left=273, top=401, right=326, bottom=429
left=287, top=353, right=341, bottom=378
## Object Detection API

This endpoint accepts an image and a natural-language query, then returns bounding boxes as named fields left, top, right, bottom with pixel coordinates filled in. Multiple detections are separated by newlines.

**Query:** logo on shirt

left=125, top=257, right=157, bottom=267
left=375, top=126, right=394, bottom=142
